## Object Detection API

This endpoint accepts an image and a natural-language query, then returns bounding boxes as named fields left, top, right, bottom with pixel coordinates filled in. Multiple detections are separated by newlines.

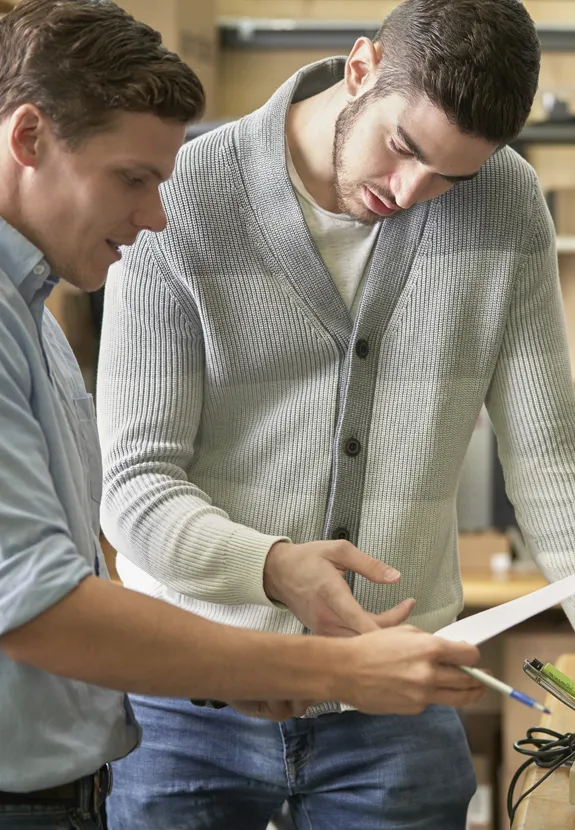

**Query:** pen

left=460, top=665, right=551, bottom=714
left=540, top=661, right=575, bottom=700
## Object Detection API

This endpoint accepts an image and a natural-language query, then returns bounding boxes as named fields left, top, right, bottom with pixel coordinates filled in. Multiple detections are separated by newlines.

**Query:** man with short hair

left=0, top=2, right=485, bottom=828
left=98, top=0, right=575, bottom=827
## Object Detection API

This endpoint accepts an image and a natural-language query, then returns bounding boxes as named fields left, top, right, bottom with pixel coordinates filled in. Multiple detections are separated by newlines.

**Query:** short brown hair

left=0, top=0, right=205, bottom=145
left=373, top=0, right=540, bottom=145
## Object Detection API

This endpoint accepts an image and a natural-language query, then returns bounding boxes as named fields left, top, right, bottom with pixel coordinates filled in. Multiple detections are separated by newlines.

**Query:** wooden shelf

left=218, top=17, right=575, bottom=51
left=557, top=235, right=575, bottom=254
left=462, top=570, right=548, bottom=608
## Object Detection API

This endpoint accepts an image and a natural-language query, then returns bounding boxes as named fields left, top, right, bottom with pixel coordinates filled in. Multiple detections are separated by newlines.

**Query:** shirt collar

left=0, top=215, right=56, bottom=304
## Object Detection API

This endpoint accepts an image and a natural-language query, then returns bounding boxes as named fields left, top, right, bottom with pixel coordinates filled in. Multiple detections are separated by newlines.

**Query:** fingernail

left=384, top=567, right=400, bottom=579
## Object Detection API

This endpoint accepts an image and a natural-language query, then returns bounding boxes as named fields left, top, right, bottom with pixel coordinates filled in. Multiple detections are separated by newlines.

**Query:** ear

left=8, top=104, right=49, bottom=169
left=344, top=38, right=384, bottom=100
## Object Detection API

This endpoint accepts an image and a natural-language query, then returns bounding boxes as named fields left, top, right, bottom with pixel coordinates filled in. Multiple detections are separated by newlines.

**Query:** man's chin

left=336, top=190, right=384, bottom=226
left=343, top=201, right=382, bottom=226
left=55, top=265, right=107, bottom=293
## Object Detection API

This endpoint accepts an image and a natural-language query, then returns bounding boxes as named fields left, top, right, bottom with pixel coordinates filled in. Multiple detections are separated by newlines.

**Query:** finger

left=433, top=638, right=481, bottom=667
left=331, top=545, right=401, bottom=586
left=323, top=581, right=382, bottom=635
left=431, top=685, right=486, bottom=709
left=374, top=598, right=416, bottom=628
left=432, top=665, right=486, bottom=691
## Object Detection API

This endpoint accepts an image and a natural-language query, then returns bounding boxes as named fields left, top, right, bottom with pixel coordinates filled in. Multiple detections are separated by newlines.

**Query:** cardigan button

left=356, top=339, right=369, bottom=359
left=344, top=437, right=361, bottom=457
left=333, top=528, right=350, bottom=541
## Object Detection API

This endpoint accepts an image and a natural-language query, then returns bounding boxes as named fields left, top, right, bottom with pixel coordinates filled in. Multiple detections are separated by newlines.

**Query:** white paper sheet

left=338, top=573, right=575, bottom=714
left=436, top=572, right=575, bottom=645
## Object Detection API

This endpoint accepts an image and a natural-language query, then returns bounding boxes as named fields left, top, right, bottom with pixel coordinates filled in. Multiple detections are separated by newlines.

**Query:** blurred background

left=0, top=0, right=572, bottom=401
left=3, top=2, right=575, bottom=827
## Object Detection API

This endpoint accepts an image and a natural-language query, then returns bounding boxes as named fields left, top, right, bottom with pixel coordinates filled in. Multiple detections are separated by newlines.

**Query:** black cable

left=507, top=727, right=575, bottom=825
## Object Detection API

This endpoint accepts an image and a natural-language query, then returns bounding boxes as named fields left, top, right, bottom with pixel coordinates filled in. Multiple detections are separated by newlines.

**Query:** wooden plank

left=217, top=0, right=575, bottom=23
left=218, top=29, right=575, bottom=122
left=216, top=1, right=575, bottom=23
left=526, top=145, right=575, bottom=192
left=555, top=192, right=575, bottom=237
left=220, top=47, right=332, bottom=117
left=559, top=254, right=575, bottom=375
left=462, top=572, right=548, bottom=609
left=524, top=2, right=575, bottom=23
left=536, top=53, right=575, bottom=123
left=217, top=1, right=399, bottom=20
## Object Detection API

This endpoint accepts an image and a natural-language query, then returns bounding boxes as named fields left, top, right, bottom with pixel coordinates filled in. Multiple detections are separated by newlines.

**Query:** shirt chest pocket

left=72, top=394, right=103, bottom=506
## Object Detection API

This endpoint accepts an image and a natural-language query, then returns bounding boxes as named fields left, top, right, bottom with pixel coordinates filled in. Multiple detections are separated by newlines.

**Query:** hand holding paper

left=340, top=572, right=575, bottom=715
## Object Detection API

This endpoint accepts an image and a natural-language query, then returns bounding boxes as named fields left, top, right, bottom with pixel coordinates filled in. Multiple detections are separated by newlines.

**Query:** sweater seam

left=510, top=173, right=542, bottom=294
left=146, top=233, right=202, bottom=342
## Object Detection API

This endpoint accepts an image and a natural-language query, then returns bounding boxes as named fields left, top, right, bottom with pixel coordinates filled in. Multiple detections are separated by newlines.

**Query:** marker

left=460, top=665, right=551, bottom=714
left=540, top=662, right=575, bottom=700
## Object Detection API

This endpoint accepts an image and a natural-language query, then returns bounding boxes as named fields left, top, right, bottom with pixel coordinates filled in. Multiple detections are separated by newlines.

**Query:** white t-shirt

left=286, top=148, right=380, bottom=319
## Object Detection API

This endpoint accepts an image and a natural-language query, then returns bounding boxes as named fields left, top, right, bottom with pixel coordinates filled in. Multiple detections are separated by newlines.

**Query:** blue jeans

left=0, top=805, right=103, bottom=829
left=106, top=696, right=476, bottom=830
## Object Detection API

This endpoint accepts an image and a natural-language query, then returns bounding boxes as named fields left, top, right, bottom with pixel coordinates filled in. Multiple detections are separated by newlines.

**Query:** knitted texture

left=98, top=59, right=575, bottom=669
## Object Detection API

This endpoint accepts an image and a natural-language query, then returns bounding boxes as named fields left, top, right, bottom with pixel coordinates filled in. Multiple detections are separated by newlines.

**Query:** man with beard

left=0, top=2, right=488, bottom=828
left=97, top=0, right=575, bottom=828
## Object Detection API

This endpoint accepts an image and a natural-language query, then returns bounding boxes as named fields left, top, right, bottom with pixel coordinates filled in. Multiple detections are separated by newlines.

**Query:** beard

left=333, top=96, right=400, bottom=226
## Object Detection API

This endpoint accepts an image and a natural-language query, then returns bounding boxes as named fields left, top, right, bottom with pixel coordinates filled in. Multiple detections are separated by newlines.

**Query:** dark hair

left=0, top=0, right=205, bottom=146
left=373, top=0, right=540, bottom=144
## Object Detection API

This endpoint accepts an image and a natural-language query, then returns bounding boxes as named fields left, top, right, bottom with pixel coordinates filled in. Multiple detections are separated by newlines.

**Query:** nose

left=392, top=169, right=432, bottom=211
left=133, top=190, right=168, bottom=234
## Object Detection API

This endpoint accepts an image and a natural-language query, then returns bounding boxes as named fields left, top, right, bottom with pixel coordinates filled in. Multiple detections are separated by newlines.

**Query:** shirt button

left=333, top=528, right=350, bottom=541
left=344, top=437, right=361, bottom=457
left=33, top=264, right=46, bottom=276
left=356, top=339, right=369, bottom=359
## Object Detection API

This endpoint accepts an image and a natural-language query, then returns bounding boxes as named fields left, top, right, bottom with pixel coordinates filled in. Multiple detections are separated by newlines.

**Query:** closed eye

left=389, top=137, right=415, bottom=157
left=123, top=173, right=146, bottom=188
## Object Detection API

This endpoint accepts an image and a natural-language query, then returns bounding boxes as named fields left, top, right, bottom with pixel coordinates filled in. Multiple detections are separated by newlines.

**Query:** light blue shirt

left=0, top=218, right=139, bottom=791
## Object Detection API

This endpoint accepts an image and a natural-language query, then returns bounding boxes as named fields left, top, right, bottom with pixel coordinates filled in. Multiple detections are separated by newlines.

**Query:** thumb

left=374, top=598, right=416, bottom=629
left=335, top=547, right=401, bottom=585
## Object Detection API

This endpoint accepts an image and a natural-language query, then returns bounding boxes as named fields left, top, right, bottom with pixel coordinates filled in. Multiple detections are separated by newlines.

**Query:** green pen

left=523, top=658, right=575, bottom=712
left=540, top=661, right=575, bottom=700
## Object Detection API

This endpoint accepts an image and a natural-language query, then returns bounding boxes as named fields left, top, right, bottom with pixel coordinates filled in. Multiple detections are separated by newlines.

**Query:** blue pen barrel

left=511, top=689, right=551, bottom=714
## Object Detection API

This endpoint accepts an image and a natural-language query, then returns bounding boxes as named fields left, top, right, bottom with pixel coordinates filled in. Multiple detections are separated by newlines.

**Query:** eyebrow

left=396, top=125, right=480, bottom=184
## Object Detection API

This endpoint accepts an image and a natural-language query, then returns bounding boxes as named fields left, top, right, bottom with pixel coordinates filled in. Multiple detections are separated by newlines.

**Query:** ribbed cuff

left=223, top=526, right=291, bottom=608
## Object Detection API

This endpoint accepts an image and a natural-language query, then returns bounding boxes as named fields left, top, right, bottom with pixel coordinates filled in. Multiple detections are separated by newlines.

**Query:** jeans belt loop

left=93, top=763, right=113, bottom=813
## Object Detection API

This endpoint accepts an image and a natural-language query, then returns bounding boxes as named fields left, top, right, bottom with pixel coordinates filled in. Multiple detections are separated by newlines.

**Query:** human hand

left=339, top=627, right=485, bottom=715
left=263, top=540, right=413, bottom=636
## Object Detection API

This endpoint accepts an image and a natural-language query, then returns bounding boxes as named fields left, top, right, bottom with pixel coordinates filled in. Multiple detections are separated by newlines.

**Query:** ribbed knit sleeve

left=95, top=63, right=575, bottom=648
left=487, top=180, right=575, bottom=623
left=97, top=234, right=289, bottom=608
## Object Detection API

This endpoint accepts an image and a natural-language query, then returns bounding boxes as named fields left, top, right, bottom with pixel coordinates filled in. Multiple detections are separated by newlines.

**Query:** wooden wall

left=217, top=1, right=575, bottom=119
left=217, top=0, right=575, bottom=21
